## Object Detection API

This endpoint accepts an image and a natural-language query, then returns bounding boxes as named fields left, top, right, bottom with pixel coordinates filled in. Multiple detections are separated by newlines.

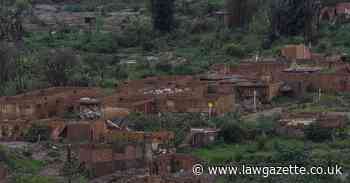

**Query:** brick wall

left=78, top=143, right=146, bottom=177
left=0, top=87, right=104, bottom=121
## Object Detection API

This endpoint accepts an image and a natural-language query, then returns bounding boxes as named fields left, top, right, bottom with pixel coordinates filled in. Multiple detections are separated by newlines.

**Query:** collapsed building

left=184, top=128, right=220, bottom=148
left=105, top=76, right=236, bottom=115
left=0, top=87, right=107, bottom=141
left=0, top=120, right=32, bottom=141
left=281, top=44, right=312, bottom=60
left=201, top=73, right=283, bottom=107
left=78, top=130, right=175, bottom=177
left=0, top=87, right=104, bottom=121
left=277, top=112, right=347, bottom=137
left=210, top=47, right=350, bottom=98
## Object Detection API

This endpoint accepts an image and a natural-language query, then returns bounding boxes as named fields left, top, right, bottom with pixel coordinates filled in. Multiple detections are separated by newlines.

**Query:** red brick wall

left=0, top=163, right=7, bottom=181
left=0, top=87, right=104, bottom=121
left=67, top=123, right=91, bottom=142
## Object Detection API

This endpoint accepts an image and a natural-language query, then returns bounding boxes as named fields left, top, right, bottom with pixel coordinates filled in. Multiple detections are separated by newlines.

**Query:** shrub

left=219, top=122, right=247, bottom=143
left=78, top=33, right=118, bottom=53
left=273, top=140, right=308, bottom=164
left=116, top=16, right=153, bottom=47
left=304, top=123, right=333, bottom=142
left=200, top=35, right=222, bottom=53
left=223, top=43, right=245, bottom=58
left=38, top=48, right=82, bottom=87
left=12, top=175, right=57, bottom=183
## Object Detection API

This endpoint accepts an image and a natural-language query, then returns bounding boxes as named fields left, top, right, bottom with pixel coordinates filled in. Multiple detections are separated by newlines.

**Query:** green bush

left=12, top=175, right=57, bottom=183
left=78, top=33, right=118, bottom=53
left=200, top=35, right=222, bottom=53
left=219, top=122, right=247, bottom=143
left=223, top=43, right=246, bottom=58
left=272, top=140, right=308, bottom=164
left=305, top=123, right=333, bottom=142
left=115, top=17, right=153, bottom=48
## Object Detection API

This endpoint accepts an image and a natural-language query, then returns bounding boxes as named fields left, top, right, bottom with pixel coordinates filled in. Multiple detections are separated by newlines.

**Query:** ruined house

left=0, top=120, right=32, bottom=141
left=201, top=73, right=283, bottom=111
left=59, top=120, right=107, bottom=142
left=0, top=87, right=104, bottom=121
left=78, top=130, right=175, bottom=178
left=188, top=128, right=220, bottom=148
left=108, top=76, right=236, bottom=115
left=280, top=64, right=350, bottom=95
left=281, top=44, right=312, bottom=61
left=78, top=143, right=146, bottom=177
left=210, top=56, right=350, bottom=96
left=105, top=131, right=175, bottom=154
left=277, top=112, right=347, bottom=138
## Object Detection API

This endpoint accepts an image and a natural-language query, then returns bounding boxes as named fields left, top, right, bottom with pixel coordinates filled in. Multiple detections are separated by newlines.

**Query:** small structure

left=0, top=87, right=104, bottom=121
left=281, top=44, right=312, bottom=60
left=110, top=76, right=236, bottom=115
left=78, top=143, right=145, bottom=177
left=59, top=120, right=107, bottom=142
left=189, top=128, right=220, bottom=148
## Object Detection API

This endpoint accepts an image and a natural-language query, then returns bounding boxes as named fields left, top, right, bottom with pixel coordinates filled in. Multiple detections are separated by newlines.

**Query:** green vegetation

left=128, top=112, right=215, bottom=145
left=1, top=0, right=349, bottom=96
left=0, top=145, right=53, bottom=183
left=12, top=175, right=57, bottom=183
left=287, top=93, right=350, bottom=113
left=1, top=0, right=350, bottom=182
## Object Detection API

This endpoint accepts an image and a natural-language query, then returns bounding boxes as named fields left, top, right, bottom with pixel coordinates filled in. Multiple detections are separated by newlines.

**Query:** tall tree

left=150, top=0, right=175, bottom=32
left=268, top=0, right=321, bottom=44
left=267, top=0, right=348, bottom=46
left=39, top=48, right=81, bottom=87
left=0, top=42, right=17, bottom=85
left=225, top=0, right=247, bottom=28
left=225, top=0, right=258, bottom=28
left=0, top=0, right=30, bottom=43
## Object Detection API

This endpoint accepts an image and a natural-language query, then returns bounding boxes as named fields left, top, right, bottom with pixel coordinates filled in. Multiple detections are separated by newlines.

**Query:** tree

left=273, top=140, right=309, bottom=164
left=225, top=0, right=246, bottom=28
left=268, top=0, right=321, bottom=44
left=304, top=123, right=333, bottom=142
left=219, top=122, right=247, bottom=143
left=39, top=48, right=81, bottom=86
left=225, top=0, right=259, bottom=28
left=0, top=42, right=17, bottom=85
left=0, top=0, right=30, bottom=43
left=150, top=0, right=175, bottom=32
left=255, top=115, right=277, bottom=138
